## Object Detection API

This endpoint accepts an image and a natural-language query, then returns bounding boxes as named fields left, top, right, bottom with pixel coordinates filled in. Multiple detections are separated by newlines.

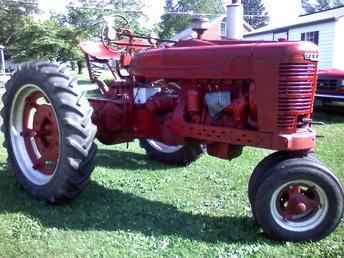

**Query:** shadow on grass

left=313, top=111, right=344, bottom=124
left=0, top=160, right=279, bottom=245
left=78, top=79, right=93, bottom=86
left=96, top=148, right=180, bottom=171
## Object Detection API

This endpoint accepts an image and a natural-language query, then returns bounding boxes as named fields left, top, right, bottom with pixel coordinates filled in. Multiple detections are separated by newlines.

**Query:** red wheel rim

left=270, top=180, right=328, bottom=232
left=21, top=90, right=60, bottom=176
left=276, top=183, right=321, bottom=221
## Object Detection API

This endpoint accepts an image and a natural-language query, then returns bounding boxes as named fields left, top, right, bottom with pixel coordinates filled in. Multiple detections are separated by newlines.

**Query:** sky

left=38, top=0, right=304, bottom=28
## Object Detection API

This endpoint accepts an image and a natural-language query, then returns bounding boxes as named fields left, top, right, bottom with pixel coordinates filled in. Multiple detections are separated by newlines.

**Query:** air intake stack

left=226, top=0, right=244, bottom=39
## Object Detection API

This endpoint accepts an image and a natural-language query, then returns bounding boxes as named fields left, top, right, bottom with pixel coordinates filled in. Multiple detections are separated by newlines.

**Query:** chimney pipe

left=226, top=0, right=244, bottom=39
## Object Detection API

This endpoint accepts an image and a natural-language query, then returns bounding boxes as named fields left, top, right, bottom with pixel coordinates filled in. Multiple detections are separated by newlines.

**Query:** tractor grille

left=278, top=63, right=316, bottom=130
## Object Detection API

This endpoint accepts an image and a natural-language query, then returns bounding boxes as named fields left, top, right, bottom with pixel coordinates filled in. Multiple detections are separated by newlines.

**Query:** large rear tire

left=1, top=61, right=97, bottom=204
left=140, top=139, right=202, bottom=166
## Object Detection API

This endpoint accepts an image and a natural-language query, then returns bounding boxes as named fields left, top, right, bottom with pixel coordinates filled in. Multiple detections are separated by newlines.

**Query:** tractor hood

left=129, top=39, right=319, bottom=80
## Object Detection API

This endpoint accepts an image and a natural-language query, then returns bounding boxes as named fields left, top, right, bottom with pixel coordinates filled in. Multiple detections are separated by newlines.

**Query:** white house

left=244, top=6, right=344, bottom=70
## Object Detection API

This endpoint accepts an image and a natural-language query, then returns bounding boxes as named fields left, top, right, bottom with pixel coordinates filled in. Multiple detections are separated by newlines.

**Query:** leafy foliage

left=158, top=0, right=269, bottom=39
left=53, top=0, right=146, bottom=67
left=158, top=0, right=224, bottom=39
left=1, top=0, right=145, bottom=63
left=242, top=0, right=269, bottom=29
left=302, top=0, right=344, bottom=13
left=57, top=0, right=146, bottom=38
left=8, top=19, right=67, bottom=61
left=0, top=0, right=39, bottom=46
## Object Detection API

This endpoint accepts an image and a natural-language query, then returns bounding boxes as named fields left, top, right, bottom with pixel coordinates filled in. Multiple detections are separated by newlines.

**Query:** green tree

left=158, top=0, right=224, bottom=39
left=0, top=0, right=39, bottom=46
left=8, top=18, right=69, bottom=61
left=302, top=0, right=344, bottom=13
left=58, top=0, right=145, bottom=38
left=242, top=0, right=269, bottom=29
left=55, top=0, right=146, bottom=73
left=2, top=0, right=146, bottom=67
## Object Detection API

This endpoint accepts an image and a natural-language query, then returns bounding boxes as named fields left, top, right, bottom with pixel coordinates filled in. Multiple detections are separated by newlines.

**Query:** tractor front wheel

left=1, top=61, right=97, bottom=204
left=248, top=151, right=321, bottom=222
left=253, top=157, right=344, bottom=241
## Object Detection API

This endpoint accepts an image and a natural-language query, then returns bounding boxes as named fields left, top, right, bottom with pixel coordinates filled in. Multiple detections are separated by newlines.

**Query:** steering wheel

left=101, top=15, right=130, bottom=50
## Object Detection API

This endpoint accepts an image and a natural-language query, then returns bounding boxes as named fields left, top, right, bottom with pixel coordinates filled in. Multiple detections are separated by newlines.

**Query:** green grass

left=0, top=112, right=344, bottom=257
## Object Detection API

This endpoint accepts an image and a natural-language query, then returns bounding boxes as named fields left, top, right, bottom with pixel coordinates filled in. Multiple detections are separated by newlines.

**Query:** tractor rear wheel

left=253, top=157, right=344, bottom=241
left=1, top=61, right=97, bottom=204
left=140, top=139, right=202, bottom=166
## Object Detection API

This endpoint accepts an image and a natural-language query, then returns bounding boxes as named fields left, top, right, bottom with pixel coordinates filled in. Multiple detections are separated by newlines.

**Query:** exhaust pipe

left=226, top=0, right=244, bottom=39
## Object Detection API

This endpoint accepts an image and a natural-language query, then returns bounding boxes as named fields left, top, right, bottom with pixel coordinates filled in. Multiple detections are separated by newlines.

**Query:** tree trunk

left=77, top=61, right=83, bottom=75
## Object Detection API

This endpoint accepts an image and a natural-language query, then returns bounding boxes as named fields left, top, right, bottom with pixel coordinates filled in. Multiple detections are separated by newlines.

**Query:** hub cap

left=270, top=180, right=328, bottom=232
left=9, top=84, right=60, bottom=185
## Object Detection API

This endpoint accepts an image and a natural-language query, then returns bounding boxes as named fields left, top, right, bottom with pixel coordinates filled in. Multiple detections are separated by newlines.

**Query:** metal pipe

left=226, top=0, right=244, bottom=39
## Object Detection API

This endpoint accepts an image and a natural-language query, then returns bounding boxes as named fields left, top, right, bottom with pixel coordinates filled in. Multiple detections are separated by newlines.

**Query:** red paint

left=278, top=184, right=320, bottom=220
left=79, top=41, right=121, bottom=60
left=317, top=68, right=344, bottom=99
left=318, top=68, right=344, bottom=79
left=22, top=91, right=59, bottom=175
left=80, top=28, right=319, bottom=160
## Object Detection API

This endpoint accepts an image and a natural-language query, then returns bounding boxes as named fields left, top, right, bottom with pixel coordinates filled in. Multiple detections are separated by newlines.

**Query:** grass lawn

left=0, top=111, right=343, bottom=258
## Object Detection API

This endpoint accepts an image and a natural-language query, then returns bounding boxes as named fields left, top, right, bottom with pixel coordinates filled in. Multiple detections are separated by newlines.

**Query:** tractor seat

left=79, top=41, right=121, bottom=61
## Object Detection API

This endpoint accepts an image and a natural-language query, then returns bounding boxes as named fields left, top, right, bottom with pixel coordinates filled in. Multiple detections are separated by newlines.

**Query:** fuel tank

left=129, top=39, right=318, bottom=80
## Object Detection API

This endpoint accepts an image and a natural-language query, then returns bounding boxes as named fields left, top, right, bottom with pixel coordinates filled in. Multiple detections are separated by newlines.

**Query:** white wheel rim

left=9, top=84, right=60, bottom=186
left=270, top=180, right=328, bottom=232
left=146, top=139, right=183, bottom=154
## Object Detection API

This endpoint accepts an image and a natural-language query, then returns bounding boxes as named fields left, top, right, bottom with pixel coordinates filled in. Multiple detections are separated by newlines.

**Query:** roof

left=245, top=5, right=344, bottom=37
left=171, top=15, right=254, bottom=41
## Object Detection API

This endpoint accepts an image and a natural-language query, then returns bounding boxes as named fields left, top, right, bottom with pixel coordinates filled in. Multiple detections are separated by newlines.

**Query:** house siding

left=245, top=33, right=273, bottom=40
left=333, top=16, right=344, bottom=70
left=244, top=21, right=337, bottom=69
left=203, top=23, right=222, bottom=40
left=288, top=22, right=336, bottom=69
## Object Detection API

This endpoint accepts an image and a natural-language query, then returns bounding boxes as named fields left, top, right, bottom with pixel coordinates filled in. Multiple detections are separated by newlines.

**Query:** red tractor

left=1, top=18, right=343, bottom=242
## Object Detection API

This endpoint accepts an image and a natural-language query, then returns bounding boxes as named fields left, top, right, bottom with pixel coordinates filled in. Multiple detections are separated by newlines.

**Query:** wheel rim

left=146, top=139, right=183, bottom=154
left=270, top=180, right=328, bottom=232
left=9, top=84, right=60, bottom=186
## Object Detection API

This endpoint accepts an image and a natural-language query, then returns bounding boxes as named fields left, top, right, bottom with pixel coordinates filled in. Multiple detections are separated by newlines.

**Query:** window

left=273, top=31, right=289, bottom=41
left=301, top=31, right=319, bottom=45
left=220, top=22, right=226, bottom=37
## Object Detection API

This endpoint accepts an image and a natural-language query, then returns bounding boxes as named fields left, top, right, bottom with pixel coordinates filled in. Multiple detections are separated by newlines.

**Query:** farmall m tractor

left=1, top=15, right=343, bottom=242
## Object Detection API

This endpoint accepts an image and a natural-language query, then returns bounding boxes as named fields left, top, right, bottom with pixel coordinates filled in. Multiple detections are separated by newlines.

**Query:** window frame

left=220, top=22, right=226, bottom=37
left=273, top=30, right=289, bottom=41
left=301, top=31, right=319, bottom=45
